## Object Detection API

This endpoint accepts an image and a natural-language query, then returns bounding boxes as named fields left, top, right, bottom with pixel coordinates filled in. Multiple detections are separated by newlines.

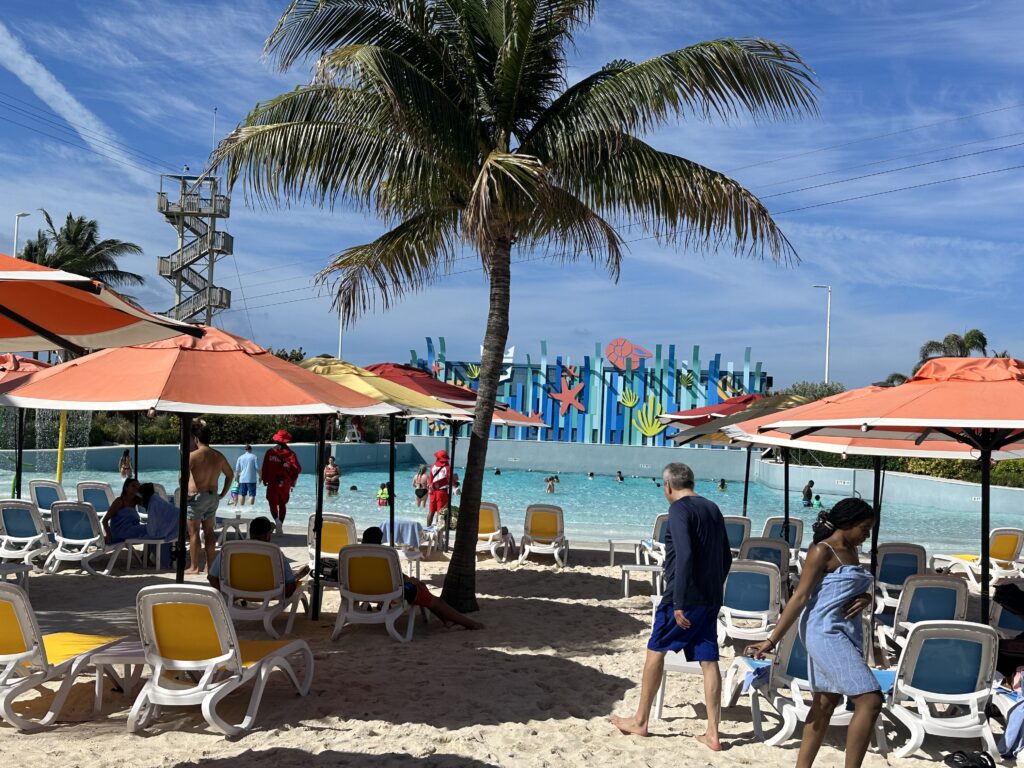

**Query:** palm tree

left=21, top=210, right=144, bottom=291
left=916, top=329, right=988, bottom=372
left=882, top=372, right=908, bottom=386
left=213, top=0, right=817, bottom=610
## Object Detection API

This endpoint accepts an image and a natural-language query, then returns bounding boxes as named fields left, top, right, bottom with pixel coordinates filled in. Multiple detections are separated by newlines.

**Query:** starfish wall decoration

left=550, top=375, right=585, bottom=416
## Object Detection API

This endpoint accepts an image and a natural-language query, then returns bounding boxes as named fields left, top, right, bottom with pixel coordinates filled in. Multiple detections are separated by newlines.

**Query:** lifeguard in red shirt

left=427, top=449, right=458, bottom=527
left=261, top=429, right=301, bottom=534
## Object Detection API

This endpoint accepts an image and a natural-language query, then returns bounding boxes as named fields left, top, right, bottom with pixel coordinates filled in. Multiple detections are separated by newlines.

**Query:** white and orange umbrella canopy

left=0, top=327, right=398, bottom=416
left=0, top=353, right=50, bottom=385
left=0, top=253, right=199, bottom=354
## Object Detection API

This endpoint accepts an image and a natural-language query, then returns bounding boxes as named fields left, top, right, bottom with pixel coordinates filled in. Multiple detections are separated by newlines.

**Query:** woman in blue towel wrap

left=746, top=498, right=882, bottom=768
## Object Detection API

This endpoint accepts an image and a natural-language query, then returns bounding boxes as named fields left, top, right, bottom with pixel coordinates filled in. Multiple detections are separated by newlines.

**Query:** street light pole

left=12, top=212, right=30, bottom=258
left=813, top=284, right=832, bottom=383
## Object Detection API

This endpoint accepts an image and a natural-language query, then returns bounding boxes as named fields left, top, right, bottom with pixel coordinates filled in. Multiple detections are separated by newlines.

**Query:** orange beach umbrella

left=0, top=253, right=200, bottom=354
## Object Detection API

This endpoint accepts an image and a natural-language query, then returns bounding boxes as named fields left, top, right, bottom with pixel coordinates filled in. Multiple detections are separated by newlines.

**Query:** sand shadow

left=172, top=749, right=499, bottom=767
left=456, top=567, right=623, bottom=601
left=27, top=571, right=173, bottom=635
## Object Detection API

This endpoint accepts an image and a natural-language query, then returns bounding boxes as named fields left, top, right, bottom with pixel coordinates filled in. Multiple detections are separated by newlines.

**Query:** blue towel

left=999, top=688, right=1024, bottom=758
left=381, top=519, right=422, bottom=548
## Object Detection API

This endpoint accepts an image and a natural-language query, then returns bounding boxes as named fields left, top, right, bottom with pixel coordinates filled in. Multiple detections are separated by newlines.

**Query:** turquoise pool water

left=15, top=465, right=1003, bottom=558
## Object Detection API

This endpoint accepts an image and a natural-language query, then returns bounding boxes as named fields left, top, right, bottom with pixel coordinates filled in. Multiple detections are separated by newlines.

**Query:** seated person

left=208, top=516, right=309, bottom=598
left=102, top=478, right=146, bottom=543
left=138, top=483, right=180, bottom=542
left=361, top=526, right=483, bottom=630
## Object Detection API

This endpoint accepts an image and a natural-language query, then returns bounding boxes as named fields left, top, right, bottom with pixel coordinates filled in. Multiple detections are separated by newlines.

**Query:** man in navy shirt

left=612, top=462, right=732, bottom=750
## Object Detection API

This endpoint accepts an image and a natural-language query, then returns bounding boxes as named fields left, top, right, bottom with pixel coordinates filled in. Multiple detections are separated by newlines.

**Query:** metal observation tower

left=156, top=174, right=233, bottom=323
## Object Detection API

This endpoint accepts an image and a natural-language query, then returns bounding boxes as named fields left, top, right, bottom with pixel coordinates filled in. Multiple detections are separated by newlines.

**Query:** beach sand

left=0, top=540, right=996, bottom=767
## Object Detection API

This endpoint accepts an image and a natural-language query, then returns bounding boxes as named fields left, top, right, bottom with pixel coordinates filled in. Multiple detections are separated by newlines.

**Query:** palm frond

left=918, top=340, right=945, bottom=361
left=465, top=150, right=545, bottom=249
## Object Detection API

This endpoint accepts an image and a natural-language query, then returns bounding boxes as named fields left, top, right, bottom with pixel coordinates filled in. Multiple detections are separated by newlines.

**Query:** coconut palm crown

left=213, top=0, right=818, bottom=610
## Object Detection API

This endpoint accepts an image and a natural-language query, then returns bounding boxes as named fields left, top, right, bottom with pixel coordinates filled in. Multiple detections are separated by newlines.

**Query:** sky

left=0, top=0, right=1021, bottom=388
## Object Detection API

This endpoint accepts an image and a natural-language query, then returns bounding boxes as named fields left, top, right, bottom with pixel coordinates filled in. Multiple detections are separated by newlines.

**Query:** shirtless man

left=186, top=425, right=233, bottom=574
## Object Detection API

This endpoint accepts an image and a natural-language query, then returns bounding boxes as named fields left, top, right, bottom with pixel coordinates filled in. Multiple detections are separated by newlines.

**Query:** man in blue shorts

left=612, top=462, right=732, bottom=751
left=234, top=444, right=260, bottom=506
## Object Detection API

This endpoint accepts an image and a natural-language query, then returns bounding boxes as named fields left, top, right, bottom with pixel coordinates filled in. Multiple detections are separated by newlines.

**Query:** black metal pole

left=742, top=445, right=752, bottom=518
left=870, top=456, right=883, bottom=577
left=133, top=411, right=140, bottom=476
left=311, top=415, right=327, bottom=620
left=981, top=446, right=992, bottom=625
left=782, top=447, right=790, bottom=542
left=388, top=414, right=396, bottom=548
left=444, top=421, right=456, bottom=552
left=14, top=408, right=24, bottom=499
left=175, top=414, right=192, bottom=583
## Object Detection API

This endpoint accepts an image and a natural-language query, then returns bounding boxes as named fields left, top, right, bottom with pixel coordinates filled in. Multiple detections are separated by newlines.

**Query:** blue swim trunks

left=238, top=482, right=257, bottom=498
left=648, top=603, right=721, bottom=661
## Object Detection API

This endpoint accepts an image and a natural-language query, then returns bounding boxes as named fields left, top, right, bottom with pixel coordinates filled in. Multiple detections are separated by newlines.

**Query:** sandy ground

left=0, top=538, right=1001, bottom=767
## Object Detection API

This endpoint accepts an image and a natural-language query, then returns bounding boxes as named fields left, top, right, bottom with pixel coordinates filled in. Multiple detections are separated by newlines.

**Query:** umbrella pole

left=445, top=421, right=455, bottom=553
left=133, top=411, right=140, bottom=476
left=388, top=414, right=396, bottom=548
left=311, top=415, right=327, bottom=620
left=175, top=414, right=192, bottom=583
left=14, top=408, right=24, bottom=499
left=782, top=447, right=790, bottom=543
left=742, top=445, right=752, bottom=518
left=981, top=446, right=992, bottom=625
left=870, top=456, right=883, bottom=576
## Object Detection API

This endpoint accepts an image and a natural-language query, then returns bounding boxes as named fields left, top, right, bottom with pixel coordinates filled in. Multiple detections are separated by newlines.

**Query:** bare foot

left=463, top=619, right=484, bottom=630
left=183, top=568, right=200, bottom=575
left=695, top=733, right=722, bottom=752
left=610, top=715, right=649, bottom=736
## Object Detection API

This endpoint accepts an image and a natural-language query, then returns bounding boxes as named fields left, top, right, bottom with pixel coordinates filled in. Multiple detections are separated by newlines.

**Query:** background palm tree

left=21, top=210, right=144, bottom=292
left=915, top=329, right=989, bottom=372
left=214, top=0, right=817, bottom=610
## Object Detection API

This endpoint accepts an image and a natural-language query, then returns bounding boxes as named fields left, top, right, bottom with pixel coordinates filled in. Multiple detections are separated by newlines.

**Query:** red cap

left=272, top=429, right=293, bottom=444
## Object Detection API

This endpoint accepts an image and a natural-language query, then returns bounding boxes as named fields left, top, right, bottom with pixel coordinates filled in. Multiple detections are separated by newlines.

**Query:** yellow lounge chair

left=476, top=502, right=516, bottom=562
left=218, top=541, right=309, bottom=638
left=932, top=527, right=1024, bottom=588
left=307, top=512, right=357, bottom=566
left=331, top=545, right=414, bottom=643
left=129, top=584, right=313, bottom=736
left=519, top=504, right=569, bottom=567
left=0, top=583, right=119, bottom=731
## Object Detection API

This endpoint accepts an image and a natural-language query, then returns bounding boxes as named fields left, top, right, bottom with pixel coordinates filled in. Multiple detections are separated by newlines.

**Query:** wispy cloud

left=0, top=20, right=152, bottom=187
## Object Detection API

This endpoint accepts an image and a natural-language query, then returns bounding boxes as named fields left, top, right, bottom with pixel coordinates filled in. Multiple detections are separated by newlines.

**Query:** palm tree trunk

left=441, top=235, right=512, bottom=612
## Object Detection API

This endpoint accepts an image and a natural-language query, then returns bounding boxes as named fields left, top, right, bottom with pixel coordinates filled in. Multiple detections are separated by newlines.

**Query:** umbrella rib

left=0, top=304, right=86, bottom=356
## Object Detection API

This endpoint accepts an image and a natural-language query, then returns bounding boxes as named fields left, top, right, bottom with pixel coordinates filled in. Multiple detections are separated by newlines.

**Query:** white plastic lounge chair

left=0, top=500, right=51, bottom=569
left=128, top=584, right=313, bottom=736
left=28, top=480, right=65, bottom=522
left=739, top=537, right=792, bottom=580
left=991, top=602, right=1024, bottom=639
left=932, top=527, right=1024, bottom=588
left=718, top=560, right=782, bottom=645
left=218, top=540, right=308, bottom=638
left=873, top=543, right=927, bottom=612
left=0, top=583, right=119, bottom=731
left=331, top=545, right=414, bottom=643
left=746, top=624, right=888, bottom=750
left=762, top=516, right=803, bottom=570
left=76, top=482, right=114, bottom=514
left=477, top=502, right=516, bottom=562
left=43, top=501, right=123, bottom=576
left=307, top=513, right=357, bottom=564
left=886, top=620, right=999, bottom=759
left=639, top=513, right=669, bottom=566
left=723, top=515, right=752, bottom=555
left=519, top=504, right=569, bottom=567
left=875, top=574, right=968, bottom=656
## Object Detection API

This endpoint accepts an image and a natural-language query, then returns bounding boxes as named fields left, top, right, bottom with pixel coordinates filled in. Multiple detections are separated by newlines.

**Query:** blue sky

left=0, top=1, right=1021, bottom=388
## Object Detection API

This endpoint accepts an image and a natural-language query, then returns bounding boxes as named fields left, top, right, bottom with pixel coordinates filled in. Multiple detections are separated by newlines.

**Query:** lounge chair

left=761, top=516, right=803, bottom=570
left=216, top=540, right=309, bottom=638
left=745, top=624, right=888, bottom=750
left=932, top=527, right=1024, bottom=588
left=0, top=500, right=51, bottom=570
left=875, top=574, right=968, bottom=657
left=738, top=537, right=791, bottom=579
left=43, top=501, right=123, bottom=576
left=723, top=515, right=752, bottom=555
left=0, top=583, right=120, bottom=731
left=639, top=513, right=669, bottom=566
left=519, top=504, right=569, bottom=567
left=151, top=484, right=169, bottom=501
left=991, top=602, right=1024, bottom=639
left=886, top=620, right=999, bottom=760
left=128, top=584, right=314, bottom=736
left=873, top=543, right=927, bottom=612
left=27, top=480, right=65, bottom=523
left=306, top=512, right=357, bottom=565
left=331, top=545, right=414, bottom=643
left=477, top=502, right=516, bottom=562
left=76, top=481, right=114, bottom=514
left=717, top=560, right=782, bottom=645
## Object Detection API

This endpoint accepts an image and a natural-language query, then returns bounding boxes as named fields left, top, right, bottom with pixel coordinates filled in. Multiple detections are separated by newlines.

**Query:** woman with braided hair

left=746, top=498, right=882, bottom=768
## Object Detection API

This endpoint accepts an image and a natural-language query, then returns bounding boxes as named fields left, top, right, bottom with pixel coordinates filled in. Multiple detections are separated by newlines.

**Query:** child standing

left=377, top=482, right=390, bottom=507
